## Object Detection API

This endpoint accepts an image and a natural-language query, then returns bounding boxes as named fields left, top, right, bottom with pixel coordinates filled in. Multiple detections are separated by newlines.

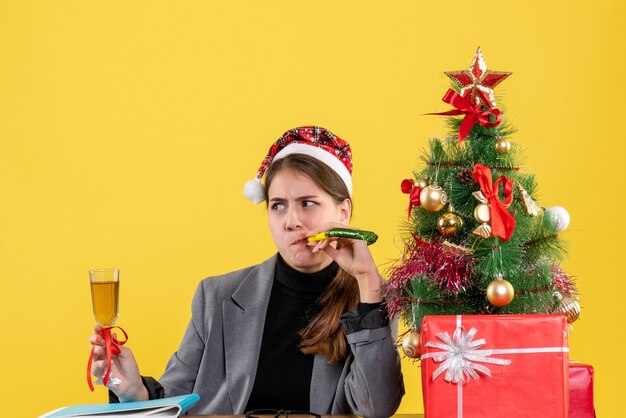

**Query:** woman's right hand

left=89, top=325, right=148, bottom=402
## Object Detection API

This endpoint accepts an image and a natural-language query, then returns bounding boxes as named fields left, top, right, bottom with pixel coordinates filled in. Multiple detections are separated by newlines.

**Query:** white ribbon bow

left=425, top=326, right=512, bottom=384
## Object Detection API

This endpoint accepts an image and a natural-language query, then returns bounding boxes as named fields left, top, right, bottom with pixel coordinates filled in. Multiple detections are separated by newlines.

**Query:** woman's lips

left=291, top=238, right=309, bottom=246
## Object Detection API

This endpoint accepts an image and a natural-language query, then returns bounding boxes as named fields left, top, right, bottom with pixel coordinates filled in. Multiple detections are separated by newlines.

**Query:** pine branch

left=522, top=214, right=567, bottom=262
left=403, top=275, right=483, bottom=330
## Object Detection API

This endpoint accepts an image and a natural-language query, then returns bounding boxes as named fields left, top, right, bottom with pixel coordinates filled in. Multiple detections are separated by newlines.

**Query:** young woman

left=89, top=126, right=404, bottom=417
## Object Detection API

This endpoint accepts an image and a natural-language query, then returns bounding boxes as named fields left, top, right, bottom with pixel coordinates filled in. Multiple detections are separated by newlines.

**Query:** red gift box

left=420, top=314, right=569, bottom=418
left=569, top=362, right=595, bottom=418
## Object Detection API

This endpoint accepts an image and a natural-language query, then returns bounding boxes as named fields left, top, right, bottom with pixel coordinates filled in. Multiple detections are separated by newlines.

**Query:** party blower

left=307, top=228, right=378, bottom=246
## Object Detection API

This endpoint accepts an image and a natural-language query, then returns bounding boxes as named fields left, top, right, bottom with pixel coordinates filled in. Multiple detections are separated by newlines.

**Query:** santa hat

left=244, top=126, right=353, bottom=203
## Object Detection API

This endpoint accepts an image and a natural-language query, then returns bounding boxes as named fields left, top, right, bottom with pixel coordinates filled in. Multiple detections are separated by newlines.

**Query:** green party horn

left=307, top=228, right=378, bottom=245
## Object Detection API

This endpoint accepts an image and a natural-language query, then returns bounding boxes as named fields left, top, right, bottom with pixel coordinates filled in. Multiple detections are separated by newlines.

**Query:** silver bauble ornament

left=545, top=206, right=570, bottom=232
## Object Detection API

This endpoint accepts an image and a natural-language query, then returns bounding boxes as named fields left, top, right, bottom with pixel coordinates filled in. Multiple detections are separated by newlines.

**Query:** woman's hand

left=89, top=325, right=148, bottom=402
left=307, top=223, right=383, bottom=303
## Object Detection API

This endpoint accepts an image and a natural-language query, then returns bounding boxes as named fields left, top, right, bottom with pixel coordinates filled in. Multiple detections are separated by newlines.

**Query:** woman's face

left=267, top=168, right=351, bottom=273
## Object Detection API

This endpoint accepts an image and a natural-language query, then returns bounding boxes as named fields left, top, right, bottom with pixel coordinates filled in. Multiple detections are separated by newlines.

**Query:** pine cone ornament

left=458, top=167, right=475, bottom=185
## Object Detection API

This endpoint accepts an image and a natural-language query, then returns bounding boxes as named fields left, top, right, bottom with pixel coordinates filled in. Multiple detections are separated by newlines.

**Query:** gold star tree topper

left=445, top=47, right=511, bottom=109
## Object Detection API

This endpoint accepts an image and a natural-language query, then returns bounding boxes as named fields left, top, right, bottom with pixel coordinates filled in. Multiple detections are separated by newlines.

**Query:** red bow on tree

left=401, top=179, right=422, bottom=220
left=473, top=164, right=516, bottom=241
left=429, top=89, right=502, bottom=145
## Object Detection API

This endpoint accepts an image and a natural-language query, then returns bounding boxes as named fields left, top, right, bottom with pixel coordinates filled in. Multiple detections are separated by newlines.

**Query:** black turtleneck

left=245, top=255, right=338, bottom=412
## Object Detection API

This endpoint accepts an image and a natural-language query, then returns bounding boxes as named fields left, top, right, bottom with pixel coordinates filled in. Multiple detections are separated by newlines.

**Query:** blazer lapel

left=222, top=255, right=276, bottom=413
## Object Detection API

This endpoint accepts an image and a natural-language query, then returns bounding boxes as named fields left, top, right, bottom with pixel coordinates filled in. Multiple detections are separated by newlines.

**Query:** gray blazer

left=159, top=254, right=404, bottom=417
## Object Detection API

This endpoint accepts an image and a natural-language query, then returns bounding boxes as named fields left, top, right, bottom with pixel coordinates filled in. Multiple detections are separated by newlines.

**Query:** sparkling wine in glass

left=89, top=268, right=119, bottom=327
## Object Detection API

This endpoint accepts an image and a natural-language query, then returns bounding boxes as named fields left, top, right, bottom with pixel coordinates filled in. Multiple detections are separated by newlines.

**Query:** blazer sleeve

left=339, top=306, right=405, bottom=418
left=158, top=281, right=209, bottom=397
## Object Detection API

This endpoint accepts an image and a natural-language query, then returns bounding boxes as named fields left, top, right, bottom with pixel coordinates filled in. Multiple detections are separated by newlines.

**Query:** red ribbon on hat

left=87, top=326, right=128, bottom=391
left=401, top=179, right=422, bottom=220
left=473, top=164, right=516, bottom=242
left=429, top=89, right=502, bottom=145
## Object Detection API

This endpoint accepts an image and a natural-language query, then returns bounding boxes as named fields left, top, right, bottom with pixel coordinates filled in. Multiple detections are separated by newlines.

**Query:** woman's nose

left=285, top=207, right=303, bottom=230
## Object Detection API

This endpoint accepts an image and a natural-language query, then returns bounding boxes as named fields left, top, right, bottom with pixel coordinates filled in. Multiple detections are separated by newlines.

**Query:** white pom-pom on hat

left=243, top=178, right=265, bottom=204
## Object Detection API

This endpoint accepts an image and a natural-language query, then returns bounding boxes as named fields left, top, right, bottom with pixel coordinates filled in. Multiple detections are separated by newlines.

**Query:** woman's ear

left=338, top=198, right=352, bottom=224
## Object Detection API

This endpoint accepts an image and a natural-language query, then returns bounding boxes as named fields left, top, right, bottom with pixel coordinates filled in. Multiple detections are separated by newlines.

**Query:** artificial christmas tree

left=385, top=48, right=579, bottom=417
left=386, top=47, right=579, bottom=340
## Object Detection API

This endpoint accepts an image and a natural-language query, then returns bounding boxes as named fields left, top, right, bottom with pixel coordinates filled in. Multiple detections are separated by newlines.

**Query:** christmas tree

left=384, top=48, right=580, bottom=358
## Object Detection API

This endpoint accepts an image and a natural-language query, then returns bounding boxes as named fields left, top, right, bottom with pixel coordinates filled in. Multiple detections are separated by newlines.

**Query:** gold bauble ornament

left=495, top=137, right=511, bottom=153
left=561, top=297, right=581, bottom=323
left=437, top=211, right=464, bottom=236
left=416, top=178, right=428, bottom=189
left=486, top=276, right=515, bottom=306
left=419, top=185, right=448, bottom=212
left=474, top=203, right=491, bottom=223
left=555, top=292, right=581, bottom=323
left=401, top=330, right=421, bottom=358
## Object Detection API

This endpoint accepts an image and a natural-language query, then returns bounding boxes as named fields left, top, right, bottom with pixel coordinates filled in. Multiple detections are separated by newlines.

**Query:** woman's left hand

left=307, top=223, right=383, bottom=303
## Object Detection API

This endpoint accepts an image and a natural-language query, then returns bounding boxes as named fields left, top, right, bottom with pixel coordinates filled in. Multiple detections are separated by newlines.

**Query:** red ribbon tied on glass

left=473, top=164, right=516, bottom=241
left=429, top=89, right=502, bottom=145
left=401, top=179, right=422, bottom=220
left=87, top=326, right=128, bottom=391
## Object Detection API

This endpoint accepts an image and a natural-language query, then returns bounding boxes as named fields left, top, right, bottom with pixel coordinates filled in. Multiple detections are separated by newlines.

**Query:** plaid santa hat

left=244, top=126, right=353, bottom=203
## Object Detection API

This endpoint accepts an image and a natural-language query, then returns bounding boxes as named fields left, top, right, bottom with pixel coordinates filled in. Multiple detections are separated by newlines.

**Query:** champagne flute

left=88, top=268, right=124, bottom=389
left=90, top=268, right=119, bottom=327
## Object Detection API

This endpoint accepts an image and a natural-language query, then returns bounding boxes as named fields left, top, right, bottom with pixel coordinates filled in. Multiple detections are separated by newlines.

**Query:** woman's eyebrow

left=294, top=195, right=319, bottom=201
left=268, top=195, right=319, bottom=202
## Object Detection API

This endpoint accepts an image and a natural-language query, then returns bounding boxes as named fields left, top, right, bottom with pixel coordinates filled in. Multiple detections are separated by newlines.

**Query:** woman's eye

left=303, top=200, right=317, bottom=207
left=271, top=203, right=286, bottom=211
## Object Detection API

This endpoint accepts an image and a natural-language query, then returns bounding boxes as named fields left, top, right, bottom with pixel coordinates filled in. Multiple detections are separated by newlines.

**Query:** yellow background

left=1, top=1, right=623, bottom=417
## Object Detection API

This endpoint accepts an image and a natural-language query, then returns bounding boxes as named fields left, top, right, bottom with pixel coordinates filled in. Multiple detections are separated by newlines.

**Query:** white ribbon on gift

left=420, top=315, right=569, bottom=418
left=421, top=324, right=512, bottom=383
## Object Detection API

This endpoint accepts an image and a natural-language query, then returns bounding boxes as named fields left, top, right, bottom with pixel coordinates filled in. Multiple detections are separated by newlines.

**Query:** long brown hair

left=264, top=153, right=360, bottom=363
